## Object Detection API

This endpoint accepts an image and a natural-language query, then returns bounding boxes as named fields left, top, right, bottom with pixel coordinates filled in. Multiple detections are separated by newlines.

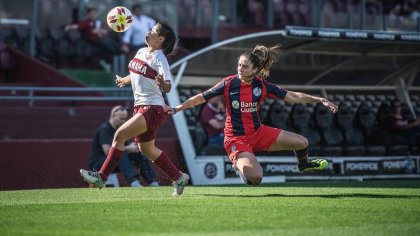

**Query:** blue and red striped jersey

left=202, top=75, right=288, bottom=137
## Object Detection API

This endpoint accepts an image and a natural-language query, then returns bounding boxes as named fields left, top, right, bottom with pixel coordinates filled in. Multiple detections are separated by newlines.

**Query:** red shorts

left=133, top=105, right=166, bottom=143
left=224, top=125, right=282, bottom=165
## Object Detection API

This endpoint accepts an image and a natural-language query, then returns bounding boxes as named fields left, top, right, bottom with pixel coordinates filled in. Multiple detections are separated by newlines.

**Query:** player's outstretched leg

left=80, top=169, right=106, bottom=188
left=172, top=172, right=190, bottom=196
left=298, top=159, right=328, bottom=172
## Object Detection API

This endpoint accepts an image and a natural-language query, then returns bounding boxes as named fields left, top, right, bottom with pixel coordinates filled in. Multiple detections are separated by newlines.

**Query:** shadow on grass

left=199, top=193, right=420, bottom=199
left=207, top=180, right=420, bottom=189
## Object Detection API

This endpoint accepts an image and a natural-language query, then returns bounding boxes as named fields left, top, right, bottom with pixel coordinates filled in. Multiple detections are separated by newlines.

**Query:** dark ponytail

left=157, top=22, right=176, bottom=56
left=241, top=44, right=281, bottom=78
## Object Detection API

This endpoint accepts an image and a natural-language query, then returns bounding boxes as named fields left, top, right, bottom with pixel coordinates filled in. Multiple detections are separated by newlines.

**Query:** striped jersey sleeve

left=264, top=80, right=288, bottom=99
left=202, top=77, right=229, bottom=101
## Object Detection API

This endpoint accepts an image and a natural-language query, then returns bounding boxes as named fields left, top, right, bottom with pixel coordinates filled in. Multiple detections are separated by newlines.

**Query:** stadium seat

left=48, top=27, right=74, bottom=67
left=355, top=103, right=387, bottom=156
left=56, top=37, right=74, bottom=65
left=314, top=103, right=343, bottom=156
left=37, top=28, right=56, bottom=63
left=266, top=100, right=295, bottom=132
left=66, top=29, right=85, bottom=59
left=50, top=26, right=65, bottom=41
left=273, top=0, right=288, bottom=28
left=401, top=103, right=416, bottom=122
left=15, top=27, right=30, bottom=54
left=3, top=27, right=19, bottom=49
left=291, top=104, right=322, bottom=156
left=297, top=1, right=311, bottom=26
left=193, top=121, right=207, bottom=154
left=285, top=1, right=300, bottom=25
left=66, top=29, right=81, bottom=42
left=74, top=41, right=94, bottom=67
left=336, top=104, right=366, bottom=156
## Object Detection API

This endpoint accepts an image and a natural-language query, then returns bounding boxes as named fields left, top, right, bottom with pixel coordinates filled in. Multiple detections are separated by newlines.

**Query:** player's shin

left=99, top=147, right=124, bottom=180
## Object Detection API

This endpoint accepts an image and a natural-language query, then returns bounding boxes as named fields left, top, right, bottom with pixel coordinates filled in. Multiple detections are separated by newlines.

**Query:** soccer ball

left=106, top=6, right=132, bottom=32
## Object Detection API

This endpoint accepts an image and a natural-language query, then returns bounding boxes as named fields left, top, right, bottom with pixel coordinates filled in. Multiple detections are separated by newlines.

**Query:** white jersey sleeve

left=156, top=53, right=172, bottom=82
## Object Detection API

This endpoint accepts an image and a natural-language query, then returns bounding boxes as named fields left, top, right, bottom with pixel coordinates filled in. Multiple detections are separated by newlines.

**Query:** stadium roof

left=173, top=26, right=420, bottom=87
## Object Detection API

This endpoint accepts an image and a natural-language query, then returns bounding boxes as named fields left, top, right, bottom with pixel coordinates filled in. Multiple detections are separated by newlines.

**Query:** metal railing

left=0, top=86, right=133, bottom=107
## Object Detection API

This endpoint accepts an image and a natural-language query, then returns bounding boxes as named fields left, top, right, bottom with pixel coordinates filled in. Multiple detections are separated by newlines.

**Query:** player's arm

left=166, top=93, right=207, bottom=115
left=284, top=91, right=338, bottom=113
left=157, top=58, right=172, bottom=93
left=156, top=74, right=171, bottom=93
left=166, top=79, right=226, bottom=114
left=115, top=75, right=131, bottom=87
left=394, top=118, right=420, bottom=130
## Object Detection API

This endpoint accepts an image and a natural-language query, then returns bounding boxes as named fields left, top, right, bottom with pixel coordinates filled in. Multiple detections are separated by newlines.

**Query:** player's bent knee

left=141, top=149, right=153, bottom=158
left=247, top=175, right=263, bottom=186
left=298, top=135, right=309, bottom=149
left=114, top=130, right=129, bottom=144
left=141, top=147, right=160, bottom=160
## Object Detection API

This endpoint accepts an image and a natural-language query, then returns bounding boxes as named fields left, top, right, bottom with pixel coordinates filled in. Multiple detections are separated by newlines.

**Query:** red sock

left=153, top=152, right=181, bottom=181
left=99, top=147, right=124, bottom=180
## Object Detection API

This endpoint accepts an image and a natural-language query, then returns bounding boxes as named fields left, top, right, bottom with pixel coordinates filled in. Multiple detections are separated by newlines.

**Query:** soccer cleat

left=172, top=172, right=190, bottom=196
left=80, top=169, right=106, bottom=189
left=298, top=159, right=329, bottom=172
left=232, top=165, right=249, bottom=184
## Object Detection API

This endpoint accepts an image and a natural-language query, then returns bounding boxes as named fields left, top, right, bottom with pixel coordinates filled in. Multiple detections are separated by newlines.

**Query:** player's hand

left=164, top=105, right=177, bottom=115
left=125, top=142, right=140, bottom=153
left=321, top=98, right=338, bottom=113
left=115, top=75, right=128, bottom=87
left=155, top=74, right=164, bottom=86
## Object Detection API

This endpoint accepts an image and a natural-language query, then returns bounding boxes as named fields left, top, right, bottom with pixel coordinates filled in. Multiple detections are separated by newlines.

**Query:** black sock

left=294, top=147, right=308, bottom=164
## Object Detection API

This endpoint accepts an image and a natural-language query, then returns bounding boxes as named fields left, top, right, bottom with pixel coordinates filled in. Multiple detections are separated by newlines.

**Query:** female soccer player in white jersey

left=80, top=22, right=189, bottom=196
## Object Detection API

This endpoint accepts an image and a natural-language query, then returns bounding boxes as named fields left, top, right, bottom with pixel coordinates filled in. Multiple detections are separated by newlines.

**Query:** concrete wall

left=0, top=138, right=186, bottom=190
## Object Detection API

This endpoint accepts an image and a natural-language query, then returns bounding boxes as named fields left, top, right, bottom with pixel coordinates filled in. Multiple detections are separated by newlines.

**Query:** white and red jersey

left=128, top=48, right=172, bottom=106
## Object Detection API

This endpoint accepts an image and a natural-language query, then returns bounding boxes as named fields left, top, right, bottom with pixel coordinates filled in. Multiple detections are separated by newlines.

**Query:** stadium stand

left=291, top=103, right=323, bottom=156
left=336, top=104, right=367, bottom=156
left=314, top=103, right=344, bottom=156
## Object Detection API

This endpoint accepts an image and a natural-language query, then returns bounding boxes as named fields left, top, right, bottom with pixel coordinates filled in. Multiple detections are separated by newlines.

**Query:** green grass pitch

left=1, top=180, right=419, bottom=236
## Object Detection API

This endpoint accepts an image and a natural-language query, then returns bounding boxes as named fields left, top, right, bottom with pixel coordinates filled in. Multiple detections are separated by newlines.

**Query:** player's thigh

left=115, top=113, right=148, bottom=141
left=268, top=130, right=308, bottom=151
left=236, top=152, right=263, bottom=178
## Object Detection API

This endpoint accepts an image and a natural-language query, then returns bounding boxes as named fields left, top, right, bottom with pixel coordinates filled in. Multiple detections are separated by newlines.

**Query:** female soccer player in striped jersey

left=166, top=45, right=338, bottom=186
left=80, top=23, right=189, bottom=195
